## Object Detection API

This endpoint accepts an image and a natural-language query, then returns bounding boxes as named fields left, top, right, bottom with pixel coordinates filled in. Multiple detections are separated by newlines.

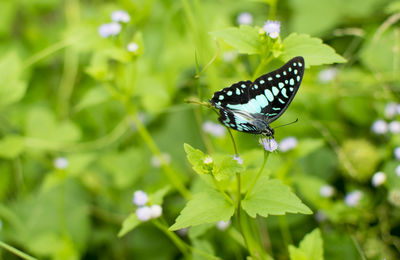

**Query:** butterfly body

left=210, top=56, right=304, bottom=137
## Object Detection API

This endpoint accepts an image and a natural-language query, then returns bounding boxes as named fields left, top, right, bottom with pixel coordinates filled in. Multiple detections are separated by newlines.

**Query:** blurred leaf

left=0, top=135, right=24, bottom=159
left=118, top=213, right=141, bottom=238
left=0, top=51, right=27, bottom=108
left=74, top=85, right=110, bottom=112
left=192, top=238, right=215, bottom=260
left=289, top=228, right=324, bottom=260
left=242, top=177, right=312, bottom=218
left=339, top=97, right=374, bottom=125
left=170, top=190, right=234, bottom=231
left=211, top=26, right=262, bottom=54
left=184, top=143, right=211, bottom=175
left=149, top=186, right=171, bottom=205
left=281, top=33, right=346, bottom=68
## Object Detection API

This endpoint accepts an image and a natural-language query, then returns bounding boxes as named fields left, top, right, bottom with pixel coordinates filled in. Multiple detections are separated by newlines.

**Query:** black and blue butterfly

left=210, top=56, right=304, bottom=137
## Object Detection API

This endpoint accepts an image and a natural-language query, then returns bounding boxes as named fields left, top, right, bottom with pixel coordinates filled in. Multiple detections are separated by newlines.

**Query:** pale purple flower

left=136, top=206, right=152, bottom=221
left=344, top=190, right=363, bottom=207
left=389, top=121, right=400, bottom=133
left=259, top=137, right=278, bottom=152
left=127, top=42, right=139, bottom=52
left=98, top=22, right=122, bottom=38
left=202, top=121, right=226, bottom=137
left=54, top=157, right=69, bottom=169
left=216, top=220, right=231, bottom=230
left=233, top=154, right=243, bottom=165
left=133, top=190, right=148, bottom=206
left=111, top=10, right=130, bottom=23
left=278, top=137, right=297, bottom=152
left=318, top=68, right=338, bottom=83
left=263, top=20, right=280, bottom=39
left=237, top=12, right=253, bottom=25
left=372, top=172, right=386, bottom=187
left=371, top=119, right=388, bottom=134
left=151, top=153, right=171, bottom=168
left=149, top=205, right=162, bottom=218
left=315, top=210, right=327, bottom=222
left=319, top=185, right=335, bottom=198
left=385, top=102, right=398, bottom=118
left=395, top=147, right=400, bottom=160
left=396, top=165, right=400, bottom=177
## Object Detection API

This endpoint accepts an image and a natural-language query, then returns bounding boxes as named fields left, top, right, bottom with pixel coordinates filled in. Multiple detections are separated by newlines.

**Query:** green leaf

left=184, top=143, right=212, bottom=175
left=212, top=154, right=243, bottom=181
left=192, top=238, right=216, bottom=260
left=289, top=228, right=324, bottom=260
left=0, top=51, right=27, bottom=108
left=118, top=213, right=141, bottom=237
left=242, top=177, right=312, bottom=218
left=149, top=186, right=171, bottom=205
left=211, top=26, right=262, bottom=54
left=281, top=33, right=346, bottom=68
left=0, top=135, right=24, bottom=159
left=74, top=85, right=110, bottom=112
left=169, top=190, right=234, bottom=231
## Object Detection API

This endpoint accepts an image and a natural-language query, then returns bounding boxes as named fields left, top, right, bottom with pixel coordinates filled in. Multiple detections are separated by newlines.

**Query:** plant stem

left=278, top=215, right=293, bottom=250
left=0, top=241, right=38, bottom=260
left=153, top=219, right=191, bottom=257
left=245, top=151, right=269, bottom=200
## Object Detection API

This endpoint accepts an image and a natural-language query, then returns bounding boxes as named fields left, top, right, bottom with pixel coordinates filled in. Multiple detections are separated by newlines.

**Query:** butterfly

left=210, top=56, right=304, bottom=137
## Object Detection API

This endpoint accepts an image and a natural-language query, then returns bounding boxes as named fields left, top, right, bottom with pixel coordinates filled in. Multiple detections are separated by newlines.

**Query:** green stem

left=0, top=241, right=38, bottom=260
left=22, top=40, right=72, bottom=69
left=226, top=128, right=238, bottom=155
left=153, top=219, right=190, bottom=257
left=278, top=215, right=293, bottom=250
left=212, top=176, right=234, bottom=205
left=127, top=105, right=191, bottom=200
left=245, top=151, right=269, bottom=200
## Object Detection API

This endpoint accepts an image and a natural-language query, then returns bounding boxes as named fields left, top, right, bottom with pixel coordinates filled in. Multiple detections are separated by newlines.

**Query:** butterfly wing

left=249, top=56, right=305, bottom=122
left=216, top=108, right=260, bottom=133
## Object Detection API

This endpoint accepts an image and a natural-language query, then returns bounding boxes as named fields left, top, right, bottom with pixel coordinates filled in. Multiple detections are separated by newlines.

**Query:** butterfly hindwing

left=217, top=108, right=260, bottom=133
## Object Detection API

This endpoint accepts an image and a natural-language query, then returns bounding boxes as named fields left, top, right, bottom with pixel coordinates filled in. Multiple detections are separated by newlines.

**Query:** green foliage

left=170, top=189, right=234, bottom=231
left=289, top=229, right=324, bottom=260
left=282, top=33, right=347, bottom=68
left=211, top=26, right=263, bottom=54
left=242, top=177, right=312, bottom=218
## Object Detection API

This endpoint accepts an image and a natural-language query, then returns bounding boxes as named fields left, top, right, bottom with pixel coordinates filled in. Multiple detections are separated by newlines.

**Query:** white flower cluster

left=98, top=10, right=130, bottom=38
left=216, top=219, right=231, bottom=230
left=263, top=20, right=280, bottom=39
left=371, top=102, right=400, bottom=135
left=202, top=121, right=226, bottom=137
left=133, top=190, right=163, bottom=221
left=319, top=185, right=335, bottom=198
left=279, top=137, right=297, bottom=152
left=54, top=157, right=69, bottom=170
left=344, top=190, right=363, bottom=207
left=371, top=171, right=386, bottom=187
left=237, top=12, right=253, bottom=25
left=318, top=68, right=338, bottom=83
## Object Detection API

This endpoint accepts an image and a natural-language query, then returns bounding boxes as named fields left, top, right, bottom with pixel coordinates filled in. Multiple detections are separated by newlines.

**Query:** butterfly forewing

left=210, top=56, right=305, bottom=134
left=250, top=56, right=304, bottom=122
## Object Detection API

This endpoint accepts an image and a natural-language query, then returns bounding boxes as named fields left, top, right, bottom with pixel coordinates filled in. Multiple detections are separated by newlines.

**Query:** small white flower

left=372, top=171, right=387, bottom=187
left=202, top=121, right=226, bottom=137
left=149, top=205, right=162, bottom=218
left=344, top=190, right=363, bottom=207
left=389, top=121, right=400, bottom=134
left=204, top=156, right=213, bottom=164
left=278, top=137, right=297, bottom=152
left=385, top=103, right=398, bottom=118
left=315, top=210, right=327, bottom=222
left=222, top=51, right=237, bottom=62
left=233, top=154, right=243, bottom=165
left=263, top=20, right=280, bottom=38
left=216, top=220, right=231, bottom=230
left=259, top=137, right=278, bottom=152
left=151, top=153, right=171, bottom=168
left=111, top=10, right=130, bottom=23
left=98, top=22, right=122, bottom=38
left=319, top=185, right=335, bottom=198
left=136, top=206, right=152, bottom=221
left=237, top=12, right=253, bottom=25
left=395, top=147, right=400, bottom=160
left=54, top=157, right=69, bottom=170
left=371, top=119, right=388, bottom=134
left=127, top=42, right=139, bottom=52
left=318, top=68, right=338, bottom=83
left=133, top=190, right=148, bottom=206
left=396, top=165, right=400, bottom=177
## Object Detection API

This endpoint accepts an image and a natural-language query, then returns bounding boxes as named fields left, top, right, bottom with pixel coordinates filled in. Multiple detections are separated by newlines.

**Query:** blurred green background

left=0, top=0, right=400, bottom=259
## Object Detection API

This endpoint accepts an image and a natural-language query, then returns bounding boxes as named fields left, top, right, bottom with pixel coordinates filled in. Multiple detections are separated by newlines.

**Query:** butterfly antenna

left=274, top=118, right=299, bottom=129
